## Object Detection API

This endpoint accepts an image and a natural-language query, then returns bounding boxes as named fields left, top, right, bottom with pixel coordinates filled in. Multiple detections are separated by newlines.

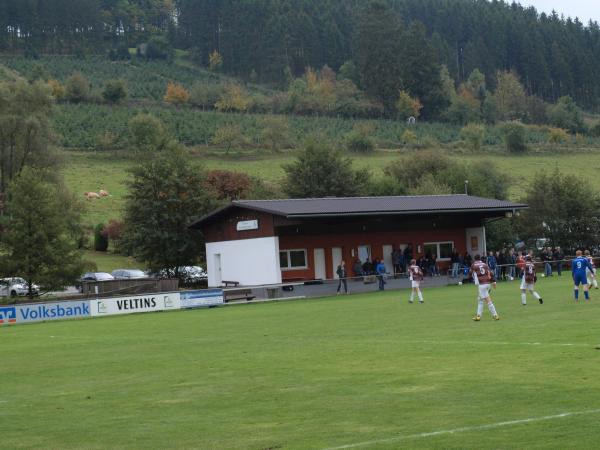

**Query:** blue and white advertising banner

left=0, top=301, right=90, bottom=325
left=180, top=289, right=224, bottom=308
left=89, top=293, right=181, bottom=317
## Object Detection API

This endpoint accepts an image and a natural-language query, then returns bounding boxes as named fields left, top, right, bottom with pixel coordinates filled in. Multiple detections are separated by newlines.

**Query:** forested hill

left=2, top=0, right=600, bottom=109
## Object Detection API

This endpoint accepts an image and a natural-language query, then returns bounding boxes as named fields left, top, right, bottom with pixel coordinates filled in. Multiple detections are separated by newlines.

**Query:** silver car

left=0, top=277, right=40, bottom=297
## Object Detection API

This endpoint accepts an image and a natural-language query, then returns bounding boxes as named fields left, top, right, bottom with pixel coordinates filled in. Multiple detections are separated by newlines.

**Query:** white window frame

left=279, top=249, right=308, bottom=270
left=423, top=241, right=454, bottom=261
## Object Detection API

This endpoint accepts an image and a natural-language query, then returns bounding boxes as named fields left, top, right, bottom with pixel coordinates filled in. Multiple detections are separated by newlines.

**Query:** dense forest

left=2, top=0, right=600, bottom=111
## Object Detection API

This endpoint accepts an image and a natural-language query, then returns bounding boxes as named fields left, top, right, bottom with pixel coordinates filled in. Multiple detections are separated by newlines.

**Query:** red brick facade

left=279, top=228, right=466, bottom=280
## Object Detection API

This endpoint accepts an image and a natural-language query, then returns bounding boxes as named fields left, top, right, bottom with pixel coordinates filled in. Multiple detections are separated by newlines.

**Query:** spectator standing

left=508, top=248, right=516, bottom=280
left=487, top=251, right=497, bottom=280
left=392, top=248, right=402, bottom=276
left=451, top=249, right=460, bottom=278
left=336, top=260, right=348, bottom=294
left=516, top=251, right=526, bottom=278
left=553, top=247, right=564, bottom=276
left=353, top=259, right=363, bottom=277
left=543, top=247, right=553, bottom=277
left=376, top=258, right=386, bottom=290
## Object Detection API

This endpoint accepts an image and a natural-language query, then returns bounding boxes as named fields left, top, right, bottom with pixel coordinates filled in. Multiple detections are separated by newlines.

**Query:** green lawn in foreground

left=1, top=276, right=599, bottom=449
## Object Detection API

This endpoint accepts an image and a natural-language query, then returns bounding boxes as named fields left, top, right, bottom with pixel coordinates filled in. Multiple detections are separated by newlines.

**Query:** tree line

left=4, top=0, right=600, bottom=110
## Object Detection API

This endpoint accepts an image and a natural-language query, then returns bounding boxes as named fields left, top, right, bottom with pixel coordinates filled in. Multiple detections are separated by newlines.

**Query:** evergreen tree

left=282, top=139, right=369, bottom=198
left=0, top=168, right=86, bottom=296
left=122, top=145, right=217, bottom=275
left=353, top=0, right=404, bottom=115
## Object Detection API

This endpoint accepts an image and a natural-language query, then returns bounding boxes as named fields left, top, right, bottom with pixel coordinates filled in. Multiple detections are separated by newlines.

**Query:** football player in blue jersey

left=572, top=250, right=594, bottom=301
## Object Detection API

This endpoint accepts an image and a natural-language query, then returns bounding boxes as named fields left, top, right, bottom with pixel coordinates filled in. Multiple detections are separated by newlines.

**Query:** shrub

left=548, top=127, right=569, bottom=144
left=346, top=130, right=375, bottom=153
left=460, top=123, right=485, bottom=151
left=164, top=81, right=190, bottom=105
left=547, top=96, right=585, bottom=133
left=47, top=79, right=65, bottom=100
left=208, top=50, right=223, bottom=72
left=589, top=122, right=600, bottom=137
left=502, top=121, right=528, bottom=153
left=205, top=170, right=252, bottom=200
left=102, top=79, right=128, bottom=104
left=128, top=114, right=167, bottom=153
left=261, top=117, right=290, bottom=152
left=402, top=129, right=418, bottom=146
left=103, top=219, right=124, bottom=252
left=215, top=83, right=250, bottom=112
left=396, top=90, right=422, bottom=121
left=65, top=72, right=89, bottom=103
left=189, top=82, right=223, bottom=110
left=145, top=35, right=173, bottom=61
left=211, top=125, right=246, bottom=154
left=94, top=223, right=108, bottom=252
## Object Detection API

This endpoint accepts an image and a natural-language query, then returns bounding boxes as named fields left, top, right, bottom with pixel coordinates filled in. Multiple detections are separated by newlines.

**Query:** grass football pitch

left=1, top=276, right=600, bottom=449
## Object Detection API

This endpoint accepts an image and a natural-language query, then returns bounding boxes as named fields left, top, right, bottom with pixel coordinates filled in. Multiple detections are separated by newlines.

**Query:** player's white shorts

left=478, top=284, right=491, bottom=299
left=586, top=268, right=597, bottom=277
left=411, top=280, right=420, bottom=289
left=520, top=277, right=535, bottom=290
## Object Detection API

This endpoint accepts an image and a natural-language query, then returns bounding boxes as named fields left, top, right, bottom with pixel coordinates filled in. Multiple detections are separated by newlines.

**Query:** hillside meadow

left=65, top=147, right=600, bottom=228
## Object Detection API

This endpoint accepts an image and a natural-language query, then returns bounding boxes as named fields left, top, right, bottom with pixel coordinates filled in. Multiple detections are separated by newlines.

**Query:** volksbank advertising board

left=89, top=293, right=181, bottom=317
left=0, top=301, right=90, bottom=324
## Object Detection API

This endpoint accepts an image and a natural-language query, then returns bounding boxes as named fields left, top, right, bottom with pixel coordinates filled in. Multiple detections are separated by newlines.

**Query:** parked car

left=111, top=269, right=149, bottom=280
left=152, top=266, right=207, bottom=283
left=0, top=277, right=40, bottom=297
left=77, top=272, right=114, bottom=292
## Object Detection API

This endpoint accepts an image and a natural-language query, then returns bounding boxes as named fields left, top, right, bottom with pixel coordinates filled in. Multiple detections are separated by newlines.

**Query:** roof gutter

left=286, top=206, right=528, bottom=218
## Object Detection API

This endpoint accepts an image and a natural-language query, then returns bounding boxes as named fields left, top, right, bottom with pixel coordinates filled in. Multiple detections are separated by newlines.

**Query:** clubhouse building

left=190, top=195, right=527, bottom=287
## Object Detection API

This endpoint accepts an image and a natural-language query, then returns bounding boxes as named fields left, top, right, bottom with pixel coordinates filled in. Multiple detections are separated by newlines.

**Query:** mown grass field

left=1, top=276, right=599, bottom=449
left=65, top=148, right=600, bottom=227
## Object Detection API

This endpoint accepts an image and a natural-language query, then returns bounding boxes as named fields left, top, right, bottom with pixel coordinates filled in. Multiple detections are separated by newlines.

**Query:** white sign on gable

left=236, top=219, right=259, bottom=231
left=90, top=293, right=181, bottom=317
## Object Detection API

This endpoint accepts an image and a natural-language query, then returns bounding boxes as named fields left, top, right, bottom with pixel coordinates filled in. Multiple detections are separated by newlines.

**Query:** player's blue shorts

left=573, top=273, right=588, bottom=286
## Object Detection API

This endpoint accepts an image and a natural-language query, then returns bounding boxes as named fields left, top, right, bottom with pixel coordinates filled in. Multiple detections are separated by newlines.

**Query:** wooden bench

left=224, top=288, right=255, bottom=303
left=222, top=280, right=240, bottom=287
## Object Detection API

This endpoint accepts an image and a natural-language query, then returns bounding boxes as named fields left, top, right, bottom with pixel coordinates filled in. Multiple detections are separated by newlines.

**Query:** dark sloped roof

left=190, top=195, right=527, bottom=228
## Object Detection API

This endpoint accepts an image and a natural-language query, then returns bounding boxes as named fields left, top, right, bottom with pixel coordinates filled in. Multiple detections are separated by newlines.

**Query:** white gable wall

left=206, top=237, right=282, bottom=287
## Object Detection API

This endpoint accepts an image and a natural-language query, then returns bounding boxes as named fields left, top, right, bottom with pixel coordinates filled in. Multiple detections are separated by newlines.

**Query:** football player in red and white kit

left=584, top=250, right=598, bottom=289
left=408, top=259, right=424, bottom=304
left=469, top=254, right=500, bottom=321
left=520, top=255, right=543, bottom=305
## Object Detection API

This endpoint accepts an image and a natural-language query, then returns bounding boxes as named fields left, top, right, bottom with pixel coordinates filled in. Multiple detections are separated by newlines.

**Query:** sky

left=521, top=0, right=600, bottom=24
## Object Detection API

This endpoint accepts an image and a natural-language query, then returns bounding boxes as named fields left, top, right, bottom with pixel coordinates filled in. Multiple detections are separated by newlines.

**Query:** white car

left=111, top=269, right=149, bottom=280
left=0, top=277, right=40, bottom=297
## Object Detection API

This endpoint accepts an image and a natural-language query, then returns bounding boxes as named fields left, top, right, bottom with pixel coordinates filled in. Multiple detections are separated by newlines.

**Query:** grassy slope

left=65, top=148, right=600, bottom=227
left=1, top=276, right=599, bottom=449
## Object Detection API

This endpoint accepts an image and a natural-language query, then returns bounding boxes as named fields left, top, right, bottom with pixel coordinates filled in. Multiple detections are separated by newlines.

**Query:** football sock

left=477, top=300, right=484, bottom=316
left=533, top=291, right=541, bottom=300
left=521, top=293, right=527, bottom=305
left=418, top=290, right=423, bottom=302
left=594, top=280, right=598, bottom=289
left=410, top=292, right=414, bottom=302
left=575, top=289, right=579, bottom=300
left=488, top=302, right=498, bottom=317
left=585, top=290, right=589, bottom=300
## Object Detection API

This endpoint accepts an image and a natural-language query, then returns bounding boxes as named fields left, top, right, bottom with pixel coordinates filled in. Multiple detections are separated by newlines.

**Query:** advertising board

left=180, top=289, right=223, bottom=308
left=0, top=301, right=90, bottom=325
left=89, top=293, right=181, bottom=317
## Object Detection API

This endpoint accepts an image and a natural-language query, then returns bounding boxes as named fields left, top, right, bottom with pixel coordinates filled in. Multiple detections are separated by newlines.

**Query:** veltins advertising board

left=1, top=301, right=90, bottom=325
left=89, top=293, right=181, bottom=317
left=180, top=289, right=224, bottom=308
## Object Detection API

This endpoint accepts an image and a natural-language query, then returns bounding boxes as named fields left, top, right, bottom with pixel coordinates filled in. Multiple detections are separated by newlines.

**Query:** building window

left=280, top=249, right=307, bottom=270
left=423, top=241, right=454, bottom=260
